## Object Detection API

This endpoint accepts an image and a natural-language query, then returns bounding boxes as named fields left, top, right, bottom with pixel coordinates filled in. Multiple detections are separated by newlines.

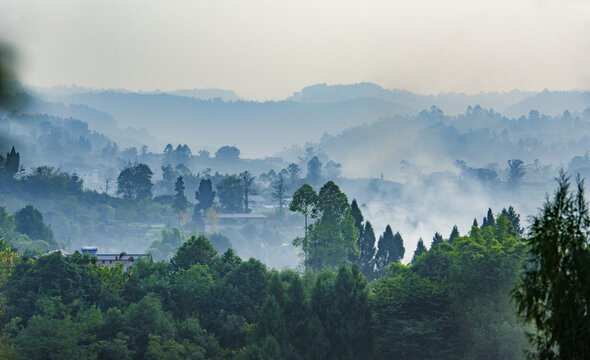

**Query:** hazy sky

left=1, top=0, right=589, bottom=100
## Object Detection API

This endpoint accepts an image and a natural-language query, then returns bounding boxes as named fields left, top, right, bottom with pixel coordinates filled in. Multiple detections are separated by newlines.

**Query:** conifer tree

left=449, top=225, right=460, bottom=243
left=194, top=179, right=215, bottom=216
left=350, top=199, right=364, bottom=239
left=412, top=238, right=427, bottom=263
left=481, top=208, right=495, bottom=228
left=173, top=176, right=188, bottom=224
left=431, top=232, right=444, bottom=247
left=350, top=199, right=364, bottom=264
left=472, top=218, right=479, bottom=227
left=374, top=225, right=405, bottom=277
left=360, top=221, right=377, bottom=279
left=4, top=146, right=19, bottom=176
left=501, top=206, right=523, bottom=235
left=513, top=173, right=590, bottom=359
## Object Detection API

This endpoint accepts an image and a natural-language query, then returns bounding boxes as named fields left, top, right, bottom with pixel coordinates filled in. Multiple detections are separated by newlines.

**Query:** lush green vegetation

left=0, top=204, right=532, bottom=359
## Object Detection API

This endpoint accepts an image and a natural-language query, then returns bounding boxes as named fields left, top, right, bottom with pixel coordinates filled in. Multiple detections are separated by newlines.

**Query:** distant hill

left=288, top=82, right=535, bottom=114
left=305, top=106, right=590, bottom=180
left=166, top=88, right=240, bottom=102
left=503, top=90, right=590, bottom=117
left=31, top=85, right=240, bottom=102
left=289, top=82, right=417, bottom=103
left=54, top=91, right=416, bottom=157
left=28, top=83, right=590, bottom=158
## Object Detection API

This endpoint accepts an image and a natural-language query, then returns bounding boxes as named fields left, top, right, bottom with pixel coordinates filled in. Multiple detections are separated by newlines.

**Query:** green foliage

left=359, top=221, right=377, bottom=280
left=123, top=294, right=175, bottom=356
left=194, top=178, right=215, bottom=220
left=0, top=207, right=16, bottom=241
left=349, top=199, right=364, bottom=263
left=374, top=225, right=404, bottom=277
left=216, top=175, right=244, bottom=213
left=372, top=268, right=458, bottom=359
left=4, top=146, right=19, bottom=176
left=482, top=208, right=495, bottom=228
left=117, top=163, right=154, bottom=200
left=350, top=199, right=364, bottom=237
left=513, top=173, right=590, bottom=359
left=172, top=176, right=188, bottom=219
left=290, top=184, right=318, bottom=217
left=12, top=314, right=79, bottom=359
left=14, top=205, right=56, bottom=247
left=293, top=181, right=358, bottom=271
left=290, top=184, right=318, bottom=257
left=170, top=235, right=217, bottom=272
left=0, top=224, right=535, bottom=359
left=373, top=214, right=528, bottom=359
left=146, top=228, right=185, bottom=261
left=170, top=264, right=213, bottom=318
left=22, top=166, right=83, bottom=195
left=207, top=232, right=232, bottom=254
left=449, top=224, right=460, bottom=242
left=412, top=238, right=427, bottom=263
left=0, top=152, right=541, bottom=360
left=317, top=265, right=371, bottom=359
left=501, top=206, right=523, bottom=235
left=432, top=231, right=444, bottom=247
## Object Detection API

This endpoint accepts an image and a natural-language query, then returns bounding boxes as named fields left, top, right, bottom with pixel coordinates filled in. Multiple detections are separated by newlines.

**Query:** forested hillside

left=0, top=206, right=530, bottom=359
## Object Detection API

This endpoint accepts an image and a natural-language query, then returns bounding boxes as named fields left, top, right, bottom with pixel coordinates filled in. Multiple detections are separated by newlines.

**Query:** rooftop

left=217, top=213, right=267, bottom=219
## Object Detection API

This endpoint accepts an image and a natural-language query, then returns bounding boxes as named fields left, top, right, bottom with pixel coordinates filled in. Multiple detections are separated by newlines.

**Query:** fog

left=0, top=0, right=589, bottom=267
left=1, top=85, right=586, bottom=264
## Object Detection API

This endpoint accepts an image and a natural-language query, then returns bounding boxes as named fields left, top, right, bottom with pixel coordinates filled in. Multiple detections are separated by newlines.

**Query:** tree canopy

left=116, top=163, right=154, bottom=200
left=513, top=173, right=590, bottom=359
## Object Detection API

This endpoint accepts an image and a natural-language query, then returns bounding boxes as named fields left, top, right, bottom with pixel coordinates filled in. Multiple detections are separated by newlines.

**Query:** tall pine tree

left=411, top=238, right=427, bottom=263
left=431, top=232, right=444, bottom=247
left=501, top=206, right=523, bottom=235
left=172, top=176, right=188, bottom=225
left=513, top=173, right=590, bottom=359
left=194, top=178, right=215, bottom=227
left=481, top=208, right=495, bottom=228
left=360, top=221, right=377, bottom=279
left=350, top=199, right=364, bottom=264
left=374, top=225, right=405, bottom=277
left=4, top=146, right=19, bottom=176
left=449, top=225, right=460, bottom=243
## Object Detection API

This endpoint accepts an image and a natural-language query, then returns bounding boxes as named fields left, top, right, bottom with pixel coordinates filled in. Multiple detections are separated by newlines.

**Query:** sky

left=1, top=0, right=589, bottom=100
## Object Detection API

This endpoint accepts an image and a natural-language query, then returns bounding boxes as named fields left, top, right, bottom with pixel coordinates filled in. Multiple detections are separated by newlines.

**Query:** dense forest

left=0, top=173, right=588, bottom=359
left=0, top=203, right=530, bottom=359
left=0, top=136, right=588, bottom=358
